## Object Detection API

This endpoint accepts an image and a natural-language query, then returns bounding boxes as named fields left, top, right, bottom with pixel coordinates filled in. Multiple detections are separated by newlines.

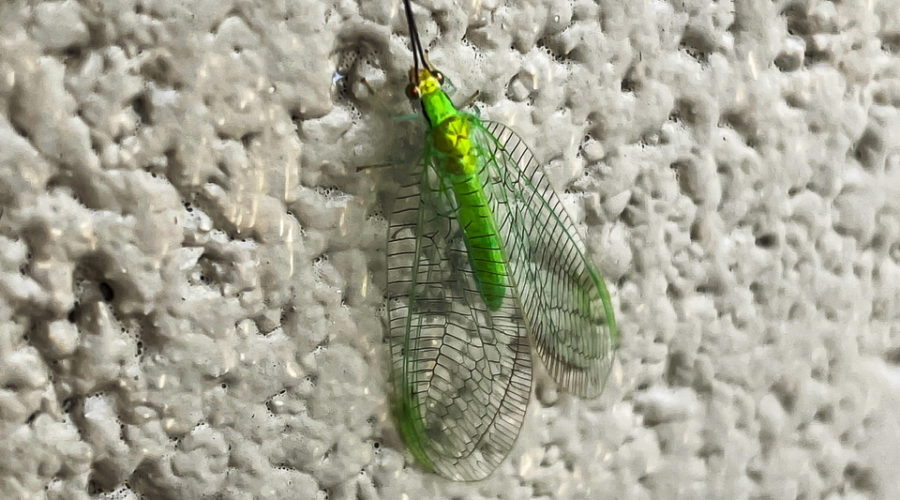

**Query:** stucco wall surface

left=1, top=0, right=899, bottom=498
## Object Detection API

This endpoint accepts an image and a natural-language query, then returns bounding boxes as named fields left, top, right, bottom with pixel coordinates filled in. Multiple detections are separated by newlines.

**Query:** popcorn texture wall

left=1, top=0, right=899, bottom=498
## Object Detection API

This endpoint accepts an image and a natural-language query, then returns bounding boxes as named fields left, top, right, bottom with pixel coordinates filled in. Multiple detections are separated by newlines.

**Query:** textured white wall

left=1, top=0, right=899, bottom=498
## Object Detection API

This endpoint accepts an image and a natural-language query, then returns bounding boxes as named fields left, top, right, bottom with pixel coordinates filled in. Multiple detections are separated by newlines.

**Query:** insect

left=385, top=0, right=618, bottom=481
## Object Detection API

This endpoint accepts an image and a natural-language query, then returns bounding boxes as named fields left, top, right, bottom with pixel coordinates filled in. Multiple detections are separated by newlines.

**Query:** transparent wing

left=475, top=119, right=618, bottom=398
left=385, top=161, right=532, bottom=481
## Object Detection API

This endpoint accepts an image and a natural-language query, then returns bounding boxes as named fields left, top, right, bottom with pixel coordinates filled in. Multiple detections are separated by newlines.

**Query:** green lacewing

left=384, top=0, right=618, bottom=481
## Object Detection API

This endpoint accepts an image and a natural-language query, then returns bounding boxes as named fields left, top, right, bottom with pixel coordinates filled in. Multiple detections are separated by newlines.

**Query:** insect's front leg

left=457, top=90, right=481, bottom=112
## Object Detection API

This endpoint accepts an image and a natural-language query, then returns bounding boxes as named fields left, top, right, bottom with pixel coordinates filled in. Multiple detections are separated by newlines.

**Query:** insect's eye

left=434, top=71, right=444, bottom=83
left=405, top=84, right=420, bottom=99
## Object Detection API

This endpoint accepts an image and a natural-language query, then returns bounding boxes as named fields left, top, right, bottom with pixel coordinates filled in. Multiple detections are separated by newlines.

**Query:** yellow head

left=406, top=68, right=445, bottom=99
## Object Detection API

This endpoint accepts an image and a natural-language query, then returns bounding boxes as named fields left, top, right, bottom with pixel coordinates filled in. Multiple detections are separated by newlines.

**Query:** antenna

left=403, top=0, right=431, bottom=77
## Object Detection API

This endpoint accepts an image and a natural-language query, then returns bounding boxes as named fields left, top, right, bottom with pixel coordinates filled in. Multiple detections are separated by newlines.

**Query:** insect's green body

left=385, top=0, right=618, bottom=481
left=418, top=71, right=506, bottom=309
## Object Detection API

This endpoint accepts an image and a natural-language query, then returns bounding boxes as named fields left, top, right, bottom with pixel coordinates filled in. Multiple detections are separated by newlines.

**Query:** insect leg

left=457, top=90, right=481, bottom=111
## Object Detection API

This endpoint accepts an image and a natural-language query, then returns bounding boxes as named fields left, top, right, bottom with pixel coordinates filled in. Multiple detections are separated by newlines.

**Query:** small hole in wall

left=62, top=397, right=76, bottom=413
left=99, top=282, right=115, bottom=302
left=755, top=234, right=776, bottom=248
left=67, top=304, right=81, bottom=323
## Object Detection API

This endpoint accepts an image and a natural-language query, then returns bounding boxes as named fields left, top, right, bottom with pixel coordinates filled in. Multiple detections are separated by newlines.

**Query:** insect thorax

left=429, top=114, right=477, bottom=176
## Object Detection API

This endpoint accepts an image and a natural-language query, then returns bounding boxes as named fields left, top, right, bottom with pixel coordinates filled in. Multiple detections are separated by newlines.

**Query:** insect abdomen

left=451, top=174, right=507, bottom=310
left=429, top=112, right=508, bottom=310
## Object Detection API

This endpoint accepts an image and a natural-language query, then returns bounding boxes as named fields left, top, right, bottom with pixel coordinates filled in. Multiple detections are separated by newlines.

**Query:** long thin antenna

left=403, top=0, right=430, bottom=76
